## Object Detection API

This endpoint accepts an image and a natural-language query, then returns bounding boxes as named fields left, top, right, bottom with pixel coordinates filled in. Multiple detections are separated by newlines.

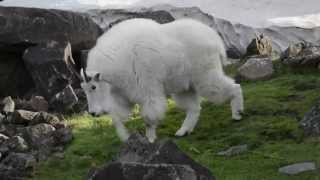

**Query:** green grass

left=33, top=65, right=320, bottom=180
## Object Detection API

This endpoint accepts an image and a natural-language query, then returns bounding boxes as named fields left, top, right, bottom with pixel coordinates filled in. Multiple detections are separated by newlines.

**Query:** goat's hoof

left=147, top=137, right=156, bottom=143
left=232, top=115, right=242, bottom=121
left=175, top=127, right=192, bottom=137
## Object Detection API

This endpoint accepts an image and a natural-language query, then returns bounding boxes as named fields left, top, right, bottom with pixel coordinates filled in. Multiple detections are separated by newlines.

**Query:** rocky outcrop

left=87, top=134, right=215, bottom=180
left=0, top=6, right=101, bottom=104
left=86, top=6, right=320, bottom=59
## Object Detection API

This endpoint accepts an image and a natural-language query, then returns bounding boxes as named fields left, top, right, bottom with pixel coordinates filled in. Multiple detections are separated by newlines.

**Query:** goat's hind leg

left=173, top=91, right=201, bottom=137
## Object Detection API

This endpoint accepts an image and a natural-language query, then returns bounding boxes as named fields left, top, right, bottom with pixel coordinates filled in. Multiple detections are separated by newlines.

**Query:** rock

left=31, top=112, right=60, bottom=125
left=1, top=152, right=36, bottom=172
left=0, top=6, right=101, bottom=52
left=88, top=133, right=215, bottom=180
left=1, top=96, right=15, bottom=114
left=279, top=162, right=317, bottom=175
left=49, top=85, right=79, bottom=112
left=282, top=42, right=320, bottom=68
left=0, top=113, right=4, bottom=123
left=21, top=123, right=56, bottom=148
left=299, top=99, right=320, bottom=136
left=90, top=162, right=197, bottom=180
left=52, top=127, right=73, bottom=146
left=0, top=133, right=9, bottom=144
left=246, top=34, right=273, bottom=57
left=29, top=96, right=49, bottom=112
left=72, top=88, right=88, bottom=113
left=0, top=6, right=102, bottom=98
left=5, top=136, right=29, bottom=153
left=217, top=144, right=248, bottom=157
left=23, top=42, right=80, bottom=99
left=237, top=57, right=274, bottom=81
left=11, top=110, right=38, bottom=125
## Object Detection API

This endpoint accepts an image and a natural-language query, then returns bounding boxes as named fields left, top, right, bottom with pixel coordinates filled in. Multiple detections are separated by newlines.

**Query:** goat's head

left=80, top=68, right=112, bottom=117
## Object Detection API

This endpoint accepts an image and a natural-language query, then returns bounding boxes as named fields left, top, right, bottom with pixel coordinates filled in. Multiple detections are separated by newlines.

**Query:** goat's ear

left=93, top=73, right=101, bottom=81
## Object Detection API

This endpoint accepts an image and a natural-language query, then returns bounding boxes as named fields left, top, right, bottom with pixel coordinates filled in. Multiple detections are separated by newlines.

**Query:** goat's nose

left=90, top=112, right=97, bottom=117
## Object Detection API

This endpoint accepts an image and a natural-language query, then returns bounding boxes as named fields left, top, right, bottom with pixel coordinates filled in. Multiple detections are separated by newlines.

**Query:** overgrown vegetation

left=33, top=63, right=320, bottom=180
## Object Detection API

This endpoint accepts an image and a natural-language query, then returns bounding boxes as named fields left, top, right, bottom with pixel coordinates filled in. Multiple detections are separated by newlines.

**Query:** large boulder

left=246, top=34, right=273, bottom=57
left=0, top=6, right=102, bottom=99
left=88, top=134, right=215, bottom=180
left=237, top=57, right=274, bottom=81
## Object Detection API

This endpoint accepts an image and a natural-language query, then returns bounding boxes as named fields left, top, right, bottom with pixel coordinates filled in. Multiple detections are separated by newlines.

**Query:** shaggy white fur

left=81, top=18, right=244, bottom=142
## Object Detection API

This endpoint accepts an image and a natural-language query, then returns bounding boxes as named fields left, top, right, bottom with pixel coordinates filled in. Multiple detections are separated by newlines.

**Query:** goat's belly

left=163, top=74, right=191, bottom=94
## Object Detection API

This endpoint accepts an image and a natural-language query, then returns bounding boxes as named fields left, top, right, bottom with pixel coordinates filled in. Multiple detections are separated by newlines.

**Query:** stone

left=88, top=133, right=215, bottom=180
left=11, top=110, right=38, bottom=125
left=1, top=96, right=15, bottom=114
left=2, top=152, right=36, bottom=171
left=89, top=162, right=197, bottom=180
left=21, top=123, right=56, bottom=148
left=282, top=42, right=320, bottom=68
left=29, top=96, right=49, bottom=112
left=0, top=113, right=4, bottom=123
left=52, top=127, right=73, bottom=146
left=299, top=99, right=320, bottom=136
left=217, top=144, right=248, bottom=157
left=237, top=57, right=274, bottom=81
left=31, top=112, right=60, bottom=125
left=246, top=34, right=273, bottom=57
left=23, top=42, right=80, bottom=99
left=0, top=6, right=102, bottom=98
left=0, top=133, right=9, bottom=144
left=72, top=88, right=88, bottom=113
left=5, top=136, right=29, bottom=153
left=49, top=85, right=79, bottom=112
left=279, top=162, right=317, bottom=175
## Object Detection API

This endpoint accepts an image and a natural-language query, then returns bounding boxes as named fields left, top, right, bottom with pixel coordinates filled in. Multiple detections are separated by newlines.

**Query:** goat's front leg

left=141, top=96, right=167, bottom=143
left=110, top=113, right=130, bottom=142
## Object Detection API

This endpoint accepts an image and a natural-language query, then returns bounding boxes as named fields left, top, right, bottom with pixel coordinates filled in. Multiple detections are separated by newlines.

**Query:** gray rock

left=49, top=85, right=79, bottom=112
left=88, top=133, right=215, bottom=180
left=0, top=133, right=9, bottom=144
left=23, top=42, right=80, bottom=99
left=31, top=112, right=60, bottom=125
left=22, top=123, right=56, bottom=148
left=11, top=110, right=38, bottom=125
left=72, top=88, right=88, bottom=113
left=282, top=43, right=320, bottom=68
left=279, top=162, right=317, bottom=175
left=89, top=162, right=197, bottom=180
left=217, top=144, right=248, bottom=157
left=5, top=136, right=29, bottom=153
left=0, top=6, right=102, bottom=98
left=2, top=152, right=36, bottom=170
left=29, top=96, right=49, bottom=112
left=1, top=97, right=15, bottom=114
left=0, top=113, right=5, bottom=123
left=52, top=127, right=73, bottom=146
left=299, top=99, right=320, bottom=136
left=238, top=57, right=274, bottom=81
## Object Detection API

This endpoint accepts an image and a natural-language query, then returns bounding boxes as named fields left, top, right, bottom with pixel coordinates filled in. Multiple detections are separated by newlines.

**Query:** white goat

left=81, top=18, right=244, bottom=142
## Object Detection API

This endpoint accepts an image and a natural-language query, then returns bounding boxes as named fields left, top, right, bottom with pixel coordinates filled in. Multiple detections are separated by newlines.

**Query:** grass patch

left=33, top=68, right=320, bottom=180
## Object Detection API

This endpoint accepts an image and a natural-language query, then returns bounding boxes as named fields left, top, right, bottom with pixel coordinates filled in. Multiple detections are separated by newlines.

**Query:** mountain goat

left=81, top=18, right=244, bottom=142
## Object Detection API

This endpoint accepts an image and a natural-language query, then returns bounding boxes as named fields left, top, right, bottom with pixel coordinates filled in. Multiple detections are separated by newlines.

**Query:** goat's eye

left=91, top=85, right=96, bottom=90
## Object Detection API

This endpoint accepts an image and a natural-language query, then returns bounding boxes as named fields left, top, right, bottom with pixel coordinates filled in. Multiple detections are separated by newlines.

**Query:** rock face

left=246, top=34, right=273, bottom=57
left=0, top=6, right=101, bottom=103
left=282, top=42, right=320, bottom=68
left=299, top=99, right=320, bottom=136
left=86, top=6, right=320, bottom=59
left=237, top=57, right=274, bottom=81
left=87, top=134, right=215, bottom=180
